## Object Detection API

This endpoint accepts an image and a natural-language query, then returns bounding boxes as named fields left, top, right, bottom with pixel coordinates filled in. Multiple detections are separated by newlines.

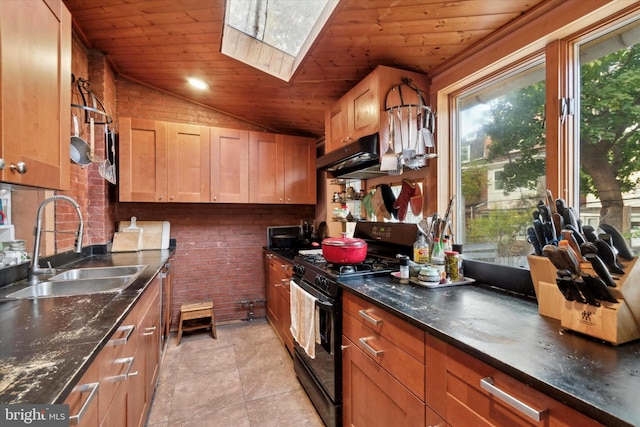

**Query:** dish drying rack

left=381, top=78, right=436, bottom=175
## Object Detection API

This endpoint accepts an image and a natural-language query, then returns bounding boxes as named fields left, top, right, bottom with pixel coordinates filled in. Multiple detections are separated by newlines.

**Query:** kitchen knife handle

left=480, top=377, right=548, bottom=422
left=585, top=253, right=617, bottom=287
left=527, top=226, right=542, bottom=255
left=555, top=198, right=567, bottom=215
left=557, top=242, right=581, bottom=275
left=565, top=224, right=585, bottom=246
left=560, top=231, right=584, bottom=261
left=581, top=273, right=618, bottom=303
left=533, top=219, right=547, bottom=247
left=582, top=225, right=599, bottom=243
left=598, top=223, right=635, bottom=260
left=573, top=277, right=600, bottom=307
left=595, top=239, right=625, bottom=274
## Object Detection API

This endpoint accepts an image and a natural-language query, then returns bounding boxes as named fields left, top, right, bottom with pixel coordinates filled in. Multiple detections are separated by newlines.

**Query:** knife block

left=528, top=255, right=640, bottom=345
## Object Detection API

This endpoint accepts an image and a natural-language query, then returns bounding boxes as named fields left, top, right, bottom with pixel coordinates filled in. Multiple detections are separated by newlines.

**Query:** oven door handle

left=316, top=300, right=334, bottom=311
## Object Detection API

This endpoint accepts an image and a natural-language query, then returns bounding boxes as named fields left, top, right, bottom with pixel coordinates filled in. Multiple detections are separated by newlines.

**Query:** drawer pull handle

left=108, top=324, right=135, bottom=346
left=109, top=357, right=138, bottom=382
left=68, top=381, right=99, bottom=425
left=358, top=309, right=382, bottom=326
left=143, top=326, right=157, bottom=336
left=359, top=337, right=383, bottom=357
left=480, top=377, right=547, bottom=421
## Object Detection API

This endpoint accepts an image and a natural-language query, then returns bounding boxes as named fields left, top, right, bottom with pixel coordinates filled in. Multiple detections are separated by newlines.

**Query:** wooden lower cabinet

left=342, top=335, right=425, bottom=426
left=265, top=253, right=293, bottom=354
left=63, top=277, right=161, bottom=427
left=342, top=291, right=426, bottom=427
left=341, top=291, right=603, bottom=427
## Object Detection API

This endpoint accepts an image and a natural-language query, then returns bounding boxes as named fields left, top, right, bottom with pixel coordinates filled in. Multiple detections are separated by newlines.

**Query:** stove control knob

left=293, top=264, right=304, bottom=276
left=315, top=275, right=328, bottom=291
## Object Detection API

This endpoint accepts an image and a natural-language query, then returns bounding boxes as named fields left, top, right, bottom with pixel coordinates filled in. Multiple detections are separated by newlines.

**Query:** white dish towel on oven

left=290, top=280, right=318, bottom=359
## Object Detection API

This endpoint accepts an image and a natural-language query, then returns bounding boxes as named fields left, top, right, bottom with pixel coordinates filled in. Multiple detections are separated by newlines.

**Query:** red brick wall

left=116, top=203, right=313, bottom=325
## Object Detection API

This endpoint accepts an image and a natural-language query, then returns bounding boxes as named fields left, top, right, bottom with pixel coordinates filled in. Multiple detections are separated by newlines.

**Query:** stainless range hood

left=317, top=133, right=389, bottom=179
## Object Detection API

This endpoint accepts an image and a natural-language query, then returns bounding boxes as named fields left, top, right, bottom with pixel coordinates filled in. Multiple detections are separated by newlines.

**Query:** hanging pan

left=70, top=114, right=91, bottom=166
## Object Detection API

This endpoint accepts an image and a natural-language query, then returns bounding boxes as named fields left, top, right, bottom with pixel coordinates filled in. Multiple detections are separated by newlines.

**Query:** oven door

left=291, top=276, right=341, bottom=403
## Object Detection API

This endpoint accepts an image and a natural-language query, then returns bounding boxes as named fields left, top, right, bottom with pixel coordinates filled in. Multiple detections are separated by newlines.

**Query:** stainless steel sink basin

left=49, top=265, right=147, bottom=281
left=6, top=277, right=134, bottom=298
left=5, top=264, right=148, bottom=299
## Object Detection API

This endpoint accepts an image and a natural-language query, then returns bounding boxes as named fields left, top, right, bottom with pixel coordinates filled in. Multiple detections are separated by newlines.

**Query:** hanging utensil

left=403, top=106, right=416, bottom=161
left=88, top=117, right=97, bottom=162
left=381, top=109, right=398, bottom=171
left=388, top=108, right=403, bottom=176
left=105, top=127, right=117, bottom=184
left=70, top=114, right=91, bottom=166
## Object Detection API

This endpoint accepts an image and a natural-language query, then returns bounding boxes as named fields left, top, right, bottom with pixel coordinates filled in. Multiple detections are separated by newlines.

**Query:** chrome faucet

left=30, top=195, right=84, bottom=278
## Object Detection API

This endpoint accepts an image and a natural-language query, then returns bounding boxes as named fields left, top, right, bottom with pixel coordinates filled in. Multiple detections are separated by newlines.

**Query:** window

left=577, top=18, right=640, bottom=255
left=222, top=0, right=338, bottom=81
left=456, top=62, right=546, bottom=267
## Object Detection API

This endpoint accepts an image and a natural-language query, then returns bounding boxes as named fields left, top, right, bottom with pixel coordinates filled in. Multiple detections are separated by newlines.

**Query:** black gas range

left=291, top=222, right=417, bottom=427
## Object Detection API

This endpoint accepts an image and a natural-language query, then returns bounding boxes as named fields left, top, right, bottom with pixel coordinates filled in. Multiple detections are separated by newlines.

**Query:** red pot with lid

left=321, top=233, right=368, bottom=264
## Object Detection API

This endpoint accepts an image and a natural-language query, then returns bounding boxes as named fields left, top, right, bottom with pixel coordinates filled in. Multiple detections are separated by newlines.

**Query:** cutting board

left=112, top=231, right=142, bottom=252
left=118, top=220, right=170, bottom=250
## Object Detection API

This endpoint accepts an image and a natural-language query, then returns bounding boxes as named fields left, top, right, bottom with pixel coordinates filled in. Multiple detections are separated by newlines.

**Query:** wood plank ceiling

left=62, top=0, right=548, bottom=139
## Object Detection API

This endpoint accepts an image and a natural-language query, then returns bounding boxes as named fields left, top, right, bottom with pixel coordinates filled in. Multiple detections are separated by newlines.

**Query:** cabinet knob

left=0, top=159, right=5, bottom=170
left=159, top=195, right=164, bottom=200
left=10, top=162, right=26, bottom=174
left=213, top=196, right=217, bottom=201
left=170, top=195, right=175, bottom=200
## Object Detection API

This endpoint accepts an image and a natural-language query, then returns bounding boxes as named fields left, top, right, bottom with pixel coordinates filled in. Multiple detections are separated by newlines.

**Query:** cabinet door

left=142, top=282, right=161, bottom=408
left=325, top=97, right=349, bottom=153
left=119, top=118, right=168, bottom=202
left=0, top=0, right=71, bottom=190
left=342, top=335, right=425, bottom=427
left=167, top=122, right=210, bottom=202
left=249, top=132, right=284, bottom=203
left=283, top=135, right=316, bottom=204
left=211, top=127, right=249, bottom=203
left=347, top=74, right=379, bottom=140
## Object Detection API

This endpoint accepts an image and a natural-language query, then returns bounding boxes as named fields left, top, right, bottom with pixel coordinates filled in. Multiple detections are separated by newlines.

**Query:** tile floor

left=146, top=319, right=324, bottom=427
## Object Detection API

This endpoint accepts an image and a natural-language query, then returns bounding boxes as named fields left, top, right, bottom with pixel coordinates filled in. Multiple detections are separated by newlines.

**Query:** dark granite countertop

left=0, top=250, right=172, bottom=405
left=339, top=275, right=640, bottom=427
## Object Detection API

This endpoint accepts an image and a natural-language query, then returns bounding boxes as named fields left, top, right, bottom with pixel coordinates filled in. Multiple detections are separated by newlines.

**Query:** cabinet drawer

left=446, top=345, right=602, bottom=427
left=343, top=310, right=425, bottom=401
left=343, top=292, right=425, bottom=362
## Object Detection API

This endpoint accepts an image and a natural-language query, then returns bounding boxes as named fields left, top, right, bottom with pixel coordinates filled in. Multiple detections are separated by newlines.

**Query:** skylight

left=222, top=0, right=338, bottom=81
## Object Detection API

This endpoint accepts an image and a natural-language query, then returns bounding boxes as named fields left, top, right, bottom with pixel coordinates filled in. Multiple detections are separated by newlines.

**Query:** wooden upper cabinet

left=348, top=76, right=379, bottom=140
left=119, top=118, right=168, bottom=202
left=167, top=122, right=210, bottom=202
left=211, top=127, right=249, bottom=203
left=0, top=0, right=71, bottom=190
left=325, top=65, right=429, bottom=154
left=325, top=97, right=349, bottom=153
left=120, top=119, right=315, bottom=205
left=249, top=132, right=284, bottom=203
left=283, top=135, right=316, bottom=204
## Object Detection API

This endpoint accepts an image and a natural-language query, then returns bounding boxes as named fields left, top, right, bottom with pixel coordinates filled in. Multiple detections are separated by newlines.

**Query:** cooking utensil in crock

left=70, top=114, right=91, bottom=166
left=88, top=117, right=97, bottom=162
left=321, top=233, right=368, bottom=264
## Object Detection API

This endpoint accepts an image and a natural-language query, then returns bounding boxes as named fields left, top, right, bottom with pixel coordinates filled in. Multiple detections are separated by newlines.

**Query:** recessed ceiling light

left=187, top=77, right=209, bottom=90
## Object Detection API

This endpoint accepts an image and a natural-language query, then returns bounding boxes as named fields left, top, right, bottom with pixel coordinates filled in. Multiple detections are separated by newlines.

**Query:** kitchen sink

left=4, top=264, right=148, bottom=299
left=6, top=277, right=134, bottom=298
left=49, top=265, right=147, bottom=281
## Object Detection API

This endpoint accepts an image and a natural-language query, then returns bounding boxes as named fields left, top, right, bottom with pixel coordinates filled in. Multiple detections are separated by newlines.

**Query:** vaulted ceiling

left=62, top=0, right=548, bottom=139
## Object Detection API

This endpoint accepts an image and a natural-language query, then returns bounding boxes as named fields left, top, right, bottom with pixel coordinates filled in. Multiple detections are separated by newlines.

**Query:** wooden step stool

left=177, top=301, right=216, bottom=345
